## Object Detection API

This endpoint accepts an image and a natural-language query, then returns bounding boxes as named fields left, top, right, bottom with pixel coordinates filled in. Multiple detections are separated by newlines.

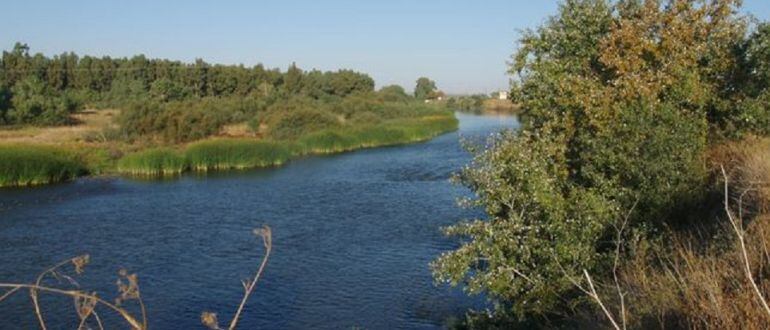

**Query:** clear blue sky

left=1, top=1, right=768, bottom=94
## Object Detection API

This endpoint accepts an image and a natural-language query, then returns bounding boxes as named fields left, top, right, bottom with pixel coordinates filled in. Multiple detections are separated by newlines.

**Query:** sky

left=1, top=1, right=769, bottom=94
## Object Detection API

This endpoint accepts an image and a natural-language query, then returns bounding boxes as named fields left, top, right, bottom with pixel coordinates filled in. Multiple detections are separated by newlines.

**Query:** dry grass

left=709, top=137, right=770, bottom=214
left=0, top=226, right=272, bottom=330
left=482, top=99, right=519, bottom=114
left=219, top=123, right=257, bottom=138
left=572, top=138, right=770, bottom=329
left=0, top=109, right=119, bottom=145
left=618, top=212, right=770, bottom=329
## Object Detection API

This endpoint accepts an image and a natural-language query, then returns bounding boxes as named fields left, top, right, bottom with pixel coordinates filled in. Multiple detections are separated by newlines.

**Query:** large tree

left=413, top=77, right=436, bottom=100
left=433, top=0, right=750, bottom=319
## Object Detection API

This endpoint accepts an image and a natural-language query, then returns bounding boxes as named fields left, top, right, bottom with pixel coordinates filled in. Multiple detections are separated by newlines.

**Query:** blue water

left=0, top=113, right=518, bottom=329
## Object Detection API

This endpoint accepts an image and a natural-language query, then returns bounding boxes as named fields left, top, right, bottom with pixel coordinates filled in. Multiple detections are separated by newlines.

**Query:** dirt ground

left=0, top=109, right=119, bottom=145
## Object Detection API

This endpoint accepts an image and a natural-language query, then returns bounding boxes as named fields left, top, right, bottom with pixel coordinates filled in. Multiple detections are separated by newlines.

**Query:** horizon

left=2, top=0, right=769, bottom=94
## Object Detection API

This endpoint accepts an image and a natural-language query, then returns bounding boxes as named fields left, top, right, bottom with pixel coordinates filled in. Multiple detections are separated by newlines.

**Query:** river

left=0, top=113, right=518, bottom=329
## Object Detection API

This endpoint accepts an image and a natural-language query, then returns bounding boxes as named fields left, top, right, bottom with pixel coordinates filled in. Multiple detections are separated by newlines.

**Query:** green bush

left=117, top=96, right=265, bottom=143
left=260, top=103, right=341, bottom=140
left=101, top=77, right=148, bottom=107
left=7, top=77, right=79, bottom=126
left=0, top=145, right=86, bottom=187
left=433, top=0, right=746, bottom=320
left=149, top=78, right=190, bottom=102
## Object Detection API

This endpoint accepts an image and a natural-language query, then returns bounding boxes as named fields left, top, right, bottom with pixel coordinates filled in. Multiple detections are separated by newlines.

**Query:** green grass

left=185, top=139, right=293, bottom=171
left=296, top=114, right=459, bottom=154
left=0, top=113, right=459, bottom=185
left=0, top=145, right=86, bottom=187
left=116, top=148, right=187, bottom=176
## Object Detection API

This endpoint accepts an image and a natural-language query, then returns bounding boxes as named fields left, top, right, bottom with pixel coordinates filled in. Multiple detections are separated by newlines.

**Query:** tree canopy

left=433, top=0, right=769, bottom=320
left=414, top=77, right=437, bottom=100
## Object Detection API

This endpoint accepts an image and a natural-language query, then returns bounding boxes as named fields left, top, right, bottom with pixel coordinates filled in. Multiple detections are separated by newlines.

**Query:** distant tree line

left=0, top=43, right=374, bottom=100
left=0, top=43, right=448, bottom=143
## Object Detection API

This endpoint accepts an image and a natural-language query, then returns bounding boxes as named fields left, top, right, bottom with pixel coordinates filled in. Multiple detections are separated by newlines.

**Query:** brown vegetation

left=0, top=109, right=119, bottom=145
left=481, top=99, right=518, bottom=114
left=572, top=139, right=770, bottom=329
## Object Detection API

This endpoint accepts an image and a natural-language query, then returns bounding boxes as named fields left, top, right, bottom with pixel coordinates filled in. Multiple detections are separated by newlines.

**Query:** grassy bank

left=116, top=148, right=187, bottom=176
left=295, top=115, right=458, bottom=154
left=186, top=139, right=292, bottom=171
left=113, top=113, right=458, bottom=176
left=0, top=145, right=86, bottom=187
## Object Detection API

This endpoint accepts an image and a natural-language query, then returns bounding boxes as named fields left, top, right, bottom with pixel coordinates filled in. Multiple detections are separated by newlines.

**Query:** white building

left=497, top=91, right=509, bottom=100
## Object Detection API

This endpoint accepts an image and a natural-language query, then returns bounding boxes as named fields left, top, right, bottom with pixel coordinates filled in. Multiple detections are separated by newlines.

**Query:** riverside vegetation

left=432, top=0, right=770, bottom=328
left=0, top=46, right=457, bottom=186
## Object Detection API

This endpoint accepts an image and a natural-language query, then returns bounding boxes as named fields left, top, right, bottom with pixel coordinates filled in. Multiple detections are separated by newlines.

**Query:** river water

left=0, top=113, right=518, bottom=329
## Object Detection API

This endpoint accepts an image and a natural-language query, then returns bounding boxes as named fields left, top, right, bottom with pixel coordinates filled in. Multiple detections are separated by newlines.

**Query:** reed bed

left=185, top=139, right=293, bottom=171
left=0, top=144, right=85, bottom=187
left=0, top=114, right=458, bottom=184
left=296, top=115, right=458, bottom=154
left=116, top=148, right=188, bottom=176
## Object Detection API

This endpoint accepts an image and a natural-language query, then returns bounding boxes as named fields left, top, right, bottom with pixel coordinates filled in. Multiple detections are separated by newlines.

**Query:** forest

left=433, top=0, right=770, bottom=328
left=0, top=44, right=457, bottom=185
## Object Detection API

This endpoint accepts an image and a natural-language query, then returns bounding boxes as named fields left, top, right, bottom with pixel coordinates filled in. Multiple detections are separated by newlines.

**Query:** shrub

left=149, top=78, right=190, bottom=102
left=377, top=85, right=410, bottom=103
left=8, top=77, right=79, bottom=125
left=434, top=0, right=747, bottom=319
left=101, top=77, right=148, bottom=107
left=117, top=96, right=261, bottom=143
left=261, top=105, right=341, bottom=140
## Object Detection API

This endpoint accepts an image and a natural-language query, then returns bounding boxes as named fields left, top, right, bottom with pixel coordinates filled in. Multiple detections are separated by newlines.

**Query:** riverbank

left=0, top=112, right=458, bottom=187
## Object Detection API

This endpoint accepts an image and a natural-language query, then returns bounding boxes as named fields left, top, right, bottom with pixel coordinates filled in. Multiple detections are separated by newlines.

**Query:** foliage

left=149, top=78, right=190, bottom=102
left=448, top=94, right=487, bottom=113
left=118, top=96, right=264, bottom=143
left=0, top=43, right=377, bottom=126
left=414, top=77, right=437, bottom=100
left=7, top=76, right=79, bottom=125
left=434, top=0, right=756, bottom=320
left=0, top=144, right=85, bottom=187
left=713, top=23, right=770, bottom=137
left=377, top=85, right=411, bottom=102
left=0, top=82, right=11, bottom=124
left=252, top=97, right=342, bottom=140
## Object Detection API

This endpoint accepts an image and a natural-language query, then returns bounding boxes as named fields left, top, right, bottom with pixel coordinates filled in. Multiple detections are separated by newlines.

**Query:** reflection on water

left=0, top=113, right=518, bottom=329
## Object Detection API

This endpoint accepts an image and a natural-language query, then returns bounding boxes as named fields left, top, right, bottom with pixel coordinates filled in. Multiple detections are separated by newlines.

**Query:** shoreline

left=0, top=114, right=459, bottom=188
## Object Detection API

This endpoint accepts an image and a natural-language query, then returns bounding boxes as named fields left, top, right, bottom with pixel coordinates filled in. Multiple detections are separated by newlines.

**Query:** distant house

left=497, top=91, right=509, bottom=100
left=425, top=90, right=446, bottom=103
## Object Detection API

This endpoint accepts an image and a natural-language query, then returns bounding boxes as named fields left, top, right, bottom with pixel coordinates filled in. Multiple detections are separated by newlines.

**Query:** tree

left=433, top=0, right=747, bottom=319
left=414, top=77, right=436, bottom=100
left=1, top=42, right=31, bottom=87
left=282, top=62, right=303, bottom=94
left=378, top=85, right=410, bottom=102
left=149, top=78, right=189, bottom=102
left=0, top=82, right=10, bottom=124
left=8, top=76, right=76, bottom=125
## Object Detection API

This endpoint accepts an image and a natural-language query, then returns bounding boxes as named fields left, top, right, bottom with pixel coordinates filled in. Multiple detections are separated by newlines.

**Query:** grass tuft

left=117, top=148, right=187, bottom=176
left=0, top=145, right=86, bottom=187
left=185, top=139, right=293, bottom=171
